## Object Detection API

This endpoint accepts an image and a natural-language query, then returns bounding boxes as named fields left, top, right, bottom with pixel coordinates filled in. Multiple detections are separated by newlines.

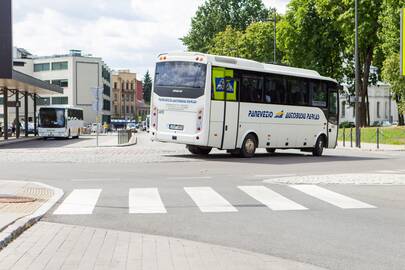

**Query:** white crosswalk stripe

left=184, top=187, right=238, bottom=213
left=129, top=188, right=167, bottom=214
left=52, top=185, right=378, bottom=216
left=238, top=186, right=308, bottom=211
left=290, top=185, right=376, bottom=209
left=53, top=189, right=101, bottom=215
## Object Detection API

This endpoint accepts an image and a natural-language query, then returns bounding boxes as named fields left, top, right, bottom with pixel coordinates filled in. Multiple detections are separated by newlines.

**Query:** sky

left=13, top=0, right=290, bottom=80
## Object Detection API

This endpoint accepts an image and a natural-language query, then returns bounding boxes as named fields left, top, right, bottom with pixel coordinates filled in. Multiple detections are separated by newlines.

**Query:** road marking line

left=238, top=186, right=307, bottom=211
left=129, top=188, right=167, bottom=214
left=53, top=189, right=101, bottom=215
left=290, top=185, right=376, bottom=209
left=184, top=187, right=238, bottom=213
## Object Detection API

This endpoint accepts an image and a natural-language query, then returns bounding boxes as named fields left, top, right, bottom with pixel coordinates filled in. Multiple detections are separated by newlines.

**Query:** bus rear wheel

left=240, top=134, right=257, bottom=158
left=312, top=136, right=325, bottom=157
left=187, top=145, right=212, bottom=155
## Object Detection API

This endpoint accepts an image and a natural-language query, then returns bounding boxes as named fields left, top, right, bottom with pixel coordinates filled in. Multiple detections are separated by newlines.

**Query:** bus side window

left=264, top=76, right=283, bottom=104
left=310, top=80, right=327, bottom=107
left=240, top=73, right=263, bottom=103
left=286, top=78, right=309, bottom=106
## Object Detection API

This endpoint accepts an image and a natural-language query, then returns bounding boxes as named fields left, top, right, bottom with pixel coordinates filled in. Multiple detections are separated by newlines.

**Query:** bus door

left=327, top=85, right=339, bottom=148
left=211, top=67, right=239, bottom=149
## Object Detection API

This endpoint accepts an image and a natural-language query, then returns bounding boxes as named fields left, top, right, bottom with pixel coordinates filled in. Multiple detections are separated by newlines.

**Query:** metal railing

left=117, top=129, right=132, bottom=145
left=340, top=127, right=405, bottom=149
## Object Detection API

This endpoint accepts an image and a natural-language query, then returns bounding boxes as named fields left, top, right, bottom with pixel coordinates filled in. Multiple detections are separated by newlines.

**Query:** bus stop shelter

left=0, top=70, right=63, bottom=140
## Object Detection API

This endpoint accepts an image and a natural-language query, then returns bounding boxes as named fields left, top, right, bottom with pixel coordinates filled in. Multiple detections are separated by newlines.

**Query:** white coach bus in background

left=38, top=106, right=84, bottom=139
left=150, top=52, right=339, bottom=158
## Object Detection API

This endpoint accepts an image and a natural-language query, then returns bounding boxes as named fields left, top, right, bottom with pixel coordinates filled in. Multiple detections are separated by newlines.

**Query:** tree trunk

left=395, top=95, right=404, bottom=126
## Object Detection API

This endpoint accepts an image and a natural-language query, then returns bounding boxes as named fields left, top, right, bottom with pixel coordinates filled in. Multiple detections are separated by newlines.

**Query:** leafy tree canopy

left=182, top=0, right=269, bottom=53
left=142, top=71, right=152, bottom=104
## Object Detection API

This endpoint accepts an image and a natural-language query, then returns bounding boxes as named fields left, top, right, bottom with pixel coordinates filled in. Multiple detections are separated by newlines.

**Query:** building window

left=34, top=63, right=50, bottom=72
left=377, top=102, right=380, bottom=118
left=52, top=96, right=68, bottom=105
left=131, top=106, right=134, bottom=113
left=36, top=97, right=51, bottom=106
left=103, top=84, right=111, bottom=97
left=103, top=100, right=111, bottom=111
left=114, top=94, right=117, bottom=100
left=114, top=82, right=117, bottom=89
left=126, top=106, right=129, bottom=113
left=126, top=94, right=130, bottom=102
left=122, top=83, right=125, bottom=90
left=121, top=106, right=125, bottom=114
left=114, top=105, right=118, bottom=113
left=341, top=101, right=346, bottom=118
left=51, top=79, right=68, bottom=87
left=51, top=61, right=68, bottom=70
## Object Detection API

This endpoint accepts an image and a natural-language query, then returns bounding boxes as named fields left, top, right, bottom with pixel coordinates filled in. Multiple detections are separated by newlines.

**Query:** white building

left=339, top=82, right=401, bottom=125
left=11, top=48, right=112, bottom=125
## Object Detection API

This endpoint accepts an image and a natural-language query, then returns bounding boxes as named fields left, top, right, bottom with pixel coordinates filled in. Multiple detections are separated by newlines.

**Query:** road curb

left=0, top=181, right=63, bottom=250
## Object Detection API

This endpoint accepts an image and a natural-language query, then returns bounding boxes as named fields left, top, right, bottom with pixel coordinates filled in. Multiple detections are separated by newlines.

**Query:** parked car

left=381, top=120, right=392, bottom=127
left=126, top=123, right=138, bottom=132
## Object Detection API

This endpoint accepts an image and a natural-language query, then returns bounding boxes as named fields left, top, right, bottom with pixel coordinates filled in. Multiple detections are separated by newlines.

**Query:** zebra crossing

left=52, top=185, right=376, bottom=216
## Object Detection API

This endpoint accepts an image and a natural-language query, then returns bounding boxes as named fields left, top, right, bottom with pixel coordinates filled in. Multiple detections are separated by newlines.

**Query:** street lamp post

left=355, top=0, right=361, bottom=148
left=266, top=8, right=277, bottom=64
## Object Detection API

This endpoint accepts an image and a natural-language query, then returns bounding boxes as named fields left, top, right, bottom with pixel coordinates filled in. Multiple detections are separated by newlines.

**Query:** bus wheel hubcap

left=245, top=139, right=255, bottom=153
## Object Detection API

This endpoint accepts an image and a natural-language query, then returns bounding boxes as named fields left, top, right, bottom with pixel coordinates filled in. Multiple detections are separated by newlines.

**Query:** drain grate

left=0, top=195, right=37, bottom=203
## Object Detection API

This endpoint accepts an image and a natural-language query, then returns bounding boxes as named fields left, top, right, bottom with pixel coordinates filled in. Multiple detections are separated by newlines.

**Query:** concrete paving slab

left=0, top=221, right=327, bottom=270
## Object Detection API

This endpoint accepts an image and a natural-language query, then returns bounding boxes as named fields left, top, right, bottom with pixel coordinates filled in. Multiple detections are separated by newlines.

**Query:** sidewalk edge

left=0, top=181, right=63, bottom=250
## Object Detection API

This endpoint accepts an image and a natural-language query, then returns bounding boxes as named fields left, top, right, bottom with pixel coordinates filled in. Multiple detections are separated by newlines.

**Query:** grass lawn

left=338, top=126, right=405, bottom=145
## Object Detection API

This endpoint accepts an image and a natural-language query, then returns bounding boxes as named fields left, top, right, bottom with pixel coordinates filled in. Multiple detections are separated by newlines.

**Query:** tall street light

left=355, top=0, right=361, bottom=147
left=266, top=8, right=277, bottom=64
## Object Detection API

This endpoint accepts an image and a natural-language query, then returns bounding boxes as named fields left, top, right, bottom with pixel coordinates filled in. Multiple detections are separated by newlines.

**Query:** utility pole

left=354, top=0, right=361, bottom=148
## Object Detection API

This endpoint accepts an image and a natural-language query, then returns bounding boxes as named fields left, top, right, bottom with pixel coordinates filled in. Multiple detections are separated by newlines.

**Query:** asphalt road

left=1, top=133, right=405, bottom=270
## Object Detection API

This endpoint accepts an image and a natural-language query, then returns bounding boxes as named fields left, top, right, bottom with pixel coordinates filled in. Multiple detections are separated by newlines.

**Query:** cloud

left=13, top=0, right=289, bottom=79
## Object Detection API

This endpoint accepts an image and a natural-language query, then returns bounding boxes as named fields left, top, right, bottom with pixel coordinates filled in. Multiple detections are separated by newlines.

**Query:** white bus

left=150, top=52, right=339, bottom=157
left=38, top=106, right=84, bottom=139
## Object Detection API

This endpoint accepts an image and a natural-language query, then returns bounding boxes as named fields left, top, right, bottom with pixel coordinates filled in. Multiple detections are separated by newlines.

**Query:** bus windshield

left=155, top=62, right=207, bottom=89
left=39, top=108, right=66, bottom=128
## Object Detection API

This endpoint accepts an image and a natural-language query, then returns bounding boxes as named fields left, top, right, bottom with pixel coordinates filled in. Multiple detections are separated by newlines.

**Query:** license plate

left=169, top=124, right=184, bottom=131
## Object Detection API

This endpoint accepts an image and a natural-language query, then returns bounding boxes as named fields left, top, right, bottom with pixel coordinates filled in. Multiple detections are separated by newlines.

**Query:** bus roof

left=39, top=105, right=83, bottom=110
left=159, top=52, right=337, bottom=83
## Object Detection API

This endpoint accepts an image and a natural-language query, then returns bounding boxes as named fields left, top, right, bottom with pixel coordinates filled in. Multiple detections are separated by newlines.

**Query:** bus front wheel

left=240, top=134, right=257, bottom=158
left=312, top=136, right=325, bottom=157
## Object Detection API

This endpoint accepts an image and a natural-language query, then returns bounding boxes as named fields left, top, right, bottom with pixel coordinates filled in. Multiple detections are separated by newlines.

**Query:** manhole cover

left=0, top=195, right=37, bottom=203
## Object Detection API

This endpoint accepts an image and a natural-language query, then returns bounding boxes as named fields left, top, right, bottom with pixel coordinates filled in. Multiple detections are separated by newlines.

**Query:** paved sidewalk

left=0, top=181, right=63, bottom=249
left=0, top=221, right=326, bottom=270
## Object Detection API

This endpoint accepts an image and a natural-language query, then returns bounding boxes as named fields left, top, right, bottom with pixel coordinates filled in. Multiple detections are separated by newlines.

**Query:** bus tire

left=312, top=136, right=325, bottom=157
left=240, top=134, right=257, bottom=158
left=266, top=148, right=276, bottom=154
left=187, top=145, right=212, bottom=155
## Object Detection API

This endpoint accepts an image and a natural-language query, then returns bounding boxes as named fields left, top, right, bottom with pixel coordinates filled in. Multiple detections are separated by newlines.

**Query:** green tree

left=143, top=71, right=152, bottom=104
left=209, top=21, right=280, bottom=63
left=382, top=55, right=405, bottom=125
left=182, top=0, right=269, bottom=53
left=277, top=0, right=345, bottom=81
left=339, top=0, right=384, bottom=127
